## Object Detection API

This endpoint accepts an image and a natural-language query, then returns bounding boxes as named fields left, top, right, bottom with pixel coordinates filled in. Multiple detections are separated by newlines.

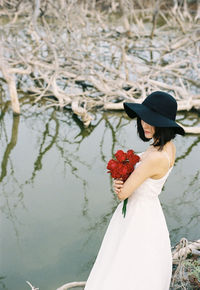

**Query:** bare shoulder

left=141, top=150, right=165, bottom=164
left=135, top=150, right=166, bottom=179
left=140, top=148, right=172, bottom=179
left=143, top=150, right=167, bottom=167
left=144, top=142, right=176, bottom=163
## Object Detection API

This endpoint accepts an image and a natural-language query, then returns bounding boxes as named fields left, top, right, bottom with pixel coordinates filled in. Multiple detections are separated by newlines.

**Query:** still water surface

left=0, top=108, right=200, bottom=290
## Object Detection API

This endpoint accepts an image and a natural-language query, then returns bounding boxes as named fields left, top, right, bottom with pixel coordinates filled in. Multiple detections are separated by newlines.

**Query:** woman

left=85, top=91, right=185, bottom=290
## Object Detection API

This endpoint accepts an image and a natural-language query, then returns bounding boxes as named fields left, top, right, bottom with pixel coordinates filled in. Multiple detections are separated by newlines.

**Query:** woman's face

left=141, top=120, right=155, bottom=139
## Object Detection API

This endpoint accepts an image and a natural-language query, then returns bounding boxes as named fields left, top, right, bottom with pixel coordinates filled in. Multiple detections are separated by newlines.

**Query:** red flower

left=128, top=155, right=140, bottom=166
left=106, top=149, right=140, bottom=217
left=107, top=149, right=140, bottom=181
left=114, top=150, right=127, bottom=162
left=107, top=159, right=118, bottom=171
left=121, top=164, right=128, bottom=176
left=125, top=162, right=134, bottom=173
left=127, top=149, right=134, bottom=159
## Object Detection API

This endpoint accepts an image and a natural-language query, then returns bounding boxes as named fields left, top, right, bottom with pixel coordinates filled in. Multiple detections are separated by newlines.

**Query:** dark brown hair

left=137, top=117, right=176, bottom=151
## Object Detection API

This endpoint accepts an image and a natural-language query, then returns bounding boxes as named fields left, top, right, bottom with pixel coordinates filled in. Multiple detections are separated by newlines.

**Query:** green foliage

left=183, top=259, right=200, bottom=280
left=171, top=257, right=200, bottom=289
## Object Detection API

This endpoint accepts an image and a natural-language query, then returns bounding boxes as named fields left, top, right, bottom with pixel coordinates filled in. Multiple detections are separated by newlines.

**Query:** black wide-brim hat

left=124, top=91, right=185, bottom=135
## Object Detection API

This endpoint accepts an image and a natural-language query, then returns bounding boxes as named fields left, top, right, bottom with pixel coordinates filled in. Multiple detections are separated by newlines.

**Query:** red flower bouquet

left=107, top=149, right=140, bottom=217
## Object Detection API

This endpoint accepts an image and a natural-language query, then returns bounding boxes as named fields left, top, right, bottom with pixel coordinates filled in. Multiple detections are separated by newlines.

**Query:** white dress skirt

left=85, top=154, right=173, bottom=290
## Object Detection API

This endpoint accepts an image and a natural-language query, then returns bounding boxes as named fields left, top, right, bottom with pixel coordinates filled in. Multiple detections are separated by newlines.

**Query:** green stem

left=122, top=198, right=128, bottom=218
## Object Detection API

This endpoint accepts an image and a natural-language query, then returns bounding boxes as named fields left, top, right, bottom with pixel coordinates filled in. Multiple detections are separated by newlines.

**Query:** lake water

left=0, top=107, right=200, bottom=290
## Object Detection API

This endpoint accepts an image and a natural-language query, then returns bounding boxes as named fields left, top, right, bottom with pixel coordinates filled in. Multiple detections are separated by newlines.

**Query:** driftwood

left=56, top=281, right=86, bottom=290
left=0, top=0, right=199, bottom=131
left=172, top=238, right=200, bottom=289
left=26, top=281, right=39, bottom=290
left=0, top=44, right=20, bottom=114
left=172, top=238, right=200, bottom=262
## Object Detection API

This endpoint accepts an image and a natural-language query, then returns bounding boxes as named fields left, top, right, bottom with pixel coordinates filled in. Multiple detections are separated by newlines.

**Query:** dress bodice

left=129, top=152, right=173, bottom=202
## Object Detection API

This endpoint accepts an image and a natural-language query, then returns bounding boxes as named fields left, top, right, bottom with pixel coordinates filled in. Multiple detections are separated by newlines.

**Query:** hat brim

left=124, top=102, right=185, bottom=136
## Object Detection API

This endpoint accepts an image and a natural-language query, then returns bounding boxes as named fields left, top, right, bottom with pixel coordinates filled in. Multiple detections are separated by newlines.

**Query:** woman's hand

left=113, top=179, right=124, bottom=196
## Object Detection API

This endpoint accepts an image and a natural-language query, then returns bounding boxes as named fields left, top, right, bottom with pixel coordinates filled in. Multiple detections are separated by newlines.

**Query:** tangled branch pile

left=171, top=238, right=200, bottom=289
left=0, top=0, right=200, bottom=130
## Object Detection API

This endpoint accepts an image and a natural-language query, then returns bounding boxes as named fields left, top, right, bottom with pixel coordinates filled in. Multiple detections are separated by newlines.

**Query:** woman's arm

left=113, top=153, right=166, bottom=201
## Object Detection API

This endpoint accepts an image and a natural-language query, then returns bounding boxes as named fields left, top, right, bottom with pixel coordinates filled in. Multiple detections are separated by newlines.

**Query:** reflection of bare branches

left=0, top=276, right=8, bottom=290
left=21, top=109, right=101, bottom=217
left=104, top=115, right=117, bottom=155
left=99, top=126, right=107, bottom=163
left=0, top=186, right=22, bottom=240
left=29, top=111, right=59, bottom=183
left=0, top=101, right=199, bottom=244
left=55, top=141, right=89, bottom=217
left=170, top=209, right=200, bottom=243
left=0, top=104, right=199, bottom=290
left=0, top=114, right=25, bottom=241
left=0, top=100, right=10, bottom=121
left=71, top=114, right=103, bottom=144
left=175, top=136, right=200, bottom=164
left=99, top=112, right=130, bottom=163
left=166, top=166, right=200, bottom=244
left=0, top=114, right=20, bottom=182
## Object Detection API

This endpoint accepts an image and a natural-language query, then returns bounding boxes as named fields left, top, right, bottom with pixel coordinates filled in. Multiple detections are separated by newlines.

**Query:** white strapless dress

left=85, top=153, right=173, bottom=290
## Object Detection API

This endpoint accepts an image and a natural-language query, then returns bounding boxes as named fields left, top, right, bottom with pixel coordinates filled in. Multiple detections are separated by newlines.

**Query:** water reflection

left=29, top=111, right=59, bottom=183
left=0, top=276, right=8, bottom=290
left=0, top=115, right=20, bottom=182
left=0, top=114, right=22, bottom=243
left=175, top=135, right=200, bottom=163
left=0, top=109, right=200, bottom=228
left=0, top=108, right=200, bottom=289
